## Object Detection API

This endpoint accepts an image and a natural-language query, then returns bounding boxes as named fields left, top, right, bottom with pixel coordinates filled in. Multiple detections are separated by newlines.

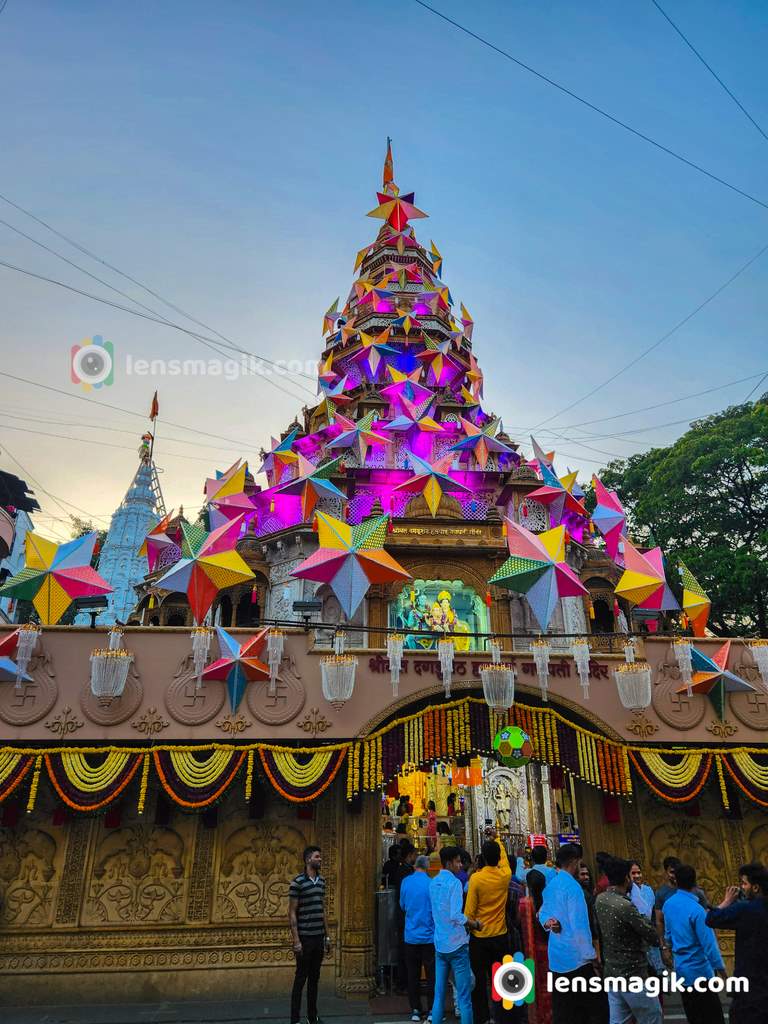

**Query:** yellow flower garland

left=639, top=752, right=706, bottom=789
left=0, top=751, right=24, bottom=787
left=731, top=751, right=768, bottom=788
left=272, top=750, right=336, bottom=789
left=168, top=749, right=238, bottom=789
left=60, top=751, right=135, bottom=792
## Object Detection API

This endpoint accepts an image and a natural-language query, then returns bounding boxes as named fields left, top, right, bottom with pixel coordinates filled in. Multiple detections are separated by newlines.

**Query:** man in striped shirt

left=289, top=845, right=329, bottom=1024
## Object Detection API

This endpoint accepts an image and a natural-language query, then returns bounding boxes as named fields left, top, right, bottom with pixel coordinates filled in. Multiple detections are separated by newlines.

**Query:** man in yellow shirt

left=464, top=830, right=520, bottom=1023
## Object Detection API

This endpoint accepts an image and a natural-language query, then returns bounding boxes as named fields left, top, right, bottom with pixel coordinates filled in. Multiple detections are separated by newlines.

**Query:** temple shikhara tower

left=0, top=146, right=766, bottom=1010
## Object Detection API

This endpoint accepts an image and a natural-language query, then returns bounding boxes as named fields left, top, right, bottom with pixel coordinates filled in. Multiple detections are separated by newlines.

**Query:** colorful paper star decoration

left=326, top=411, right=391, bottom=464
left=276, top=454, right=348, bottom=520
left=394, top=450, right=472, bottom=518
left=205, top=460, right=247, bottom=503
left=679, top=561, right=711, bottom=637
left=591, top=475, right=626, bottom=561
left=367, top=189, right=428, bottom=232
left=0, top=629, right=32, bottom=683
left=527, top=459, right=588, bottom=526
left=0, top=532, right=113, bottom=625
left=489, top=521, right=588, bottom=631
left=202, top=626, right=270, bottom=712
left=138, top=511, right=179, bottom=572
left=259, top=428, right=300, bottom=485
left=615, top=538, right=679, bottom=610
left=155, top=516, right=254, bottom=624
left=449, top=417, right=516, bottom=470
left=291, top=511, right=410, bottom=618
left=677, top=640, right=754, bottom=719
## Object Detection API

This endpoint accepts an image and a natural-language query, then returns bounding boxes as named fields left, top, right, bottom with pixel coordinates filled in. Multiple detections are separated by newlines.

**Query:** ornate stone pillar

left=336, top=792, right=377, bottom=997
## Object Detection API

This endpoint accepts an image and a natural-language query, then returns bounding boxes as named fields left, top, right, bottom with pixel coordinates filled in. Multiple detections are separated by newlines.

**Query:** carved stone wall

left=0, top=780, right=358, bottom=1005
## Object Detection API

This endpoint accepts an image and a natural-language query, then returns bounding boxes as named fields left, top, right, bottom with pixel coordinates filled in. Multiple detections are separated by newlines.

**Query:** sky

left=0, top=0, right=766, bottom=541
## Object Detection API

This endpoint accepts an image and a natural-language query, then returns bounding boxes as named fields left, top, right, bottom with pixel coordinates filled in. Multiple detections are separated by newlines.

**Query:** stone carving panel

left=164, top=655, right=226, bottom=726
left=651, top=661, right=706, bottom=729
left=83, top=821, right=190, bottom=927
left=729, top=688, right=768, bottom=730
left=214, top=802, right=315, bottom=924
left=247, top=662, right=305, bottom=726
left=0, top=651, right=58, bottom=726
left=0, top=824, right=59, bottom=928
left=79, top=662, right=143, bottom=726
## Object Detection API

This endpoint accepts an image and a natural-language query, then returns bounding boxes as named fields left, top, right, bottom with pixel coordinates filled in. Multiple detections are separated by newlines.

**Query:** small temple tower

left=95, top=433, right=166, bottom=624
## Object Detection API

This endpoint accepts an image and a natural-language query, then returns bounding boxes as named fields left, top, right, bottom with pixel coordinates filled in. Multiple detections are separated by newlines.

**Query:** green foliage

left=599, top=398, right=768, bottom=636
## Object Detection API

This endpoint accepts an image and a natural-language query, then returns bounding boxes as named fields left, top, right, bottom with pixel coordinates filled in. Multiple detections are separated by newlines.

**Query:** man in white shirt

left=538, top=843, right=607, bottom=1024
left=429, top=845, right=482, bottom=1024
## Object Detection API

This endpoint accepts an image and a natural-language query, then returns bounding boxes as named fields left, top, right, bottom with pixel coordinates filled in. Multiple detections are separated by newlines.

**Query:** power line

left=0, top=369, right=275, bottom=449
left=410, top=0, right=768, bottom=213
left=745, top=372, right=768, bottom=402
left=0, top=257, right=315, bottom=406
left=0, top=439, right=107, bottom=525
left=649, top=0, right=768, bottom=144
left=533, top=240, right=768, bottom=429
left=0, top=191, right=318, bottom=385
left=535, top=371, right=768, bottom=431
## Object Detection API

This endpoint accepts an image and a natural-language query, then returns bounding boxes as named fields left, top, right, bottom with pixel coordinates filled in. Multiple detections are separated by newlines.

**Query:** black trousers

left=680, top=987, right=725, bottom=1024
left=290, top=934, right=324, bottom=1023
left=404, top=941, right=435, bottom=1014
left=551, top=963, right=608, bottom=1024
left=469, top=931, right=524, bottom=1024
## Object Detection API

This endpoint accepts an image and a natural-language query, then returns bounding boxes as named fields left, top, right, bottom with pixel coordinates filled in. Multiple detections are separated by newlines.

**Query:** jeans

left=432, top=944, right=473, bottom=1024
left=607, top=988, right=662, bottom=1024
left=290, top=934, right=324, bottom=1023
left=405, top=941, right=435, bottom=1015
left=680, top=987, right=725, bottom=1024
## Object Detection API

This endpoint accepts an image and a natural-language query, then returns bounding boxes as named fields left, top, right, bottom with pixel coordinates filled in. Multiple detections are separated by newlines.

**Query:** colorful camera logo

left=492, top=952, right=535, bottom=1008
left=71, top=336, right=114, bottom=390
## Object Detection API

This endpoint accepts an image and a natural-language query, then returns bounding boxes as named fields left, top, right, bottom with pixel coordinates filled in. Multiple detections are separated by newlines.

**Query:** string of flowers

left=137, top=753, right=150, bottom=814
left=26, top=755, right=42, bottom=813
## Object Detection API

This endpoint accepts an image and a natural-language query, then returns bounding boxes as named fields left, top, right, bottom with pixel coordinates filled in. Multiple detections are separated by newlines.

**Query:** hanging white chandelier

left=613, top=662, right=653, bottom=711
left=748, top=640, right=768, bottom=690
left=90, top=648, right=133, bottom=706
left=333, top=631, right=346, bottom=655
left=386, top=633, right=405, bottom=697
left=190, top=626, right=213, bottom=689
left=321, top=654, right=358, bottom=709
left=673, top=638, right=694, bottom=697
left=531, top=639, right=551, bottom=702
left=480, top=663, right=516, bottom=711
left=437, top=639, right=454, bottom=698
left=489, top=639, right=502, bottom=664
left=267, top=628, right=285, bottom=696
left=14, top=623, right=41, bottom=691
left=571, top=638, right=592, bottom=699
left=108, top=627, right=124, bottom=651
left=623, top=637, right=637, bottom=664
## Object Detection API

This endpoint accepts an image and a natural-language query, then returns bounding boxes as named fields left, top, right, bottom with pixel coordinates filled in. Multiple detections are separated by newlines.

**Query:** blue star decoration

left=201, top=626, right=270, bottom=712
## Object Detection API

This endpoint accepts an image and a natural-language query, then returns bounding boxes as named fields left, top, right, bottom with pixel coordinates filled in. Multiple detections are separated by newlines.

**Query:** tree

left=69, top=516, right=107, bottom=569
left=599, top=397, right=768, bottom=636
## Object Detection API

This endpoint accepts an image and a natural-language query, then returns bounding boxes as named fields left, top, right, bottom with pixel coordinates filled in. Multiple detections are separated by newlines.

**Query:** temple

left=0, top=147, right=766, bottom=1008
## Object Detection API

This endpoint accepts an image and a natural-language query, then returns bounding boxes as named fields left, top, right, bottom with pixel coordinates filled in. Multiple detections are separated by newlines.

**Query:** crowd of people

left=288, top=837, right=768, bottom=1024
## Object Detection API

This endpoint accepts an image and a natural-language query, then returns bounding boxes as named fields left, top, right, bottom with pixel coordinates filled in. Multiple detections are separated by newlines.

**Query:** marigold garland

left=137, top=753, right=150, bottom=814
left=26, top=755, right=42, bottom=813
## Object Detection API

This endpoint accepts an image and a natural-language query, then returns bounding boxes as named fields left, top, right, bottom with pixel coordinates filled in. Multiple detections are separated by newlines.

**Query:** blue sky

left=0, top=0, right=765, bottom=538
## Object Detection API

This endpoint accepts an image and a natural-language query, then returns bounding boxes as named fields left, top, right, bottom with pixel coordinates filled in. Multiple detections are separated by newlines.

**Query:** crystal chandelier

left=480, top=663, right=516, bottom=711
left=531, top=639, right=551, bottom=702
left=673, top=638, right=694, bottom=697
left=571, top=638, right=591, bottom=699
left=14, top=623, right=41, bottom=691
left=749, top=640, right=768, bottom=690
left=489, top=639, right=502, bottom=664
left=613, top=662, right=653, bottom=711
left=321, top=654, right=357, bottom=709
left=387, top=633, right=404, bottom=697
left=108, top=627, right=124, bottom=651
left=437, top=639, right=454, bottom=698
left=191, top=626, right=213, bottom=689
left=267, top=628, right=284, bottom=696
left=623, top=638, right=637, bottom=664
left=90, top=648, right=133, bottom=706
left=333, top=631, right=346, bottom=655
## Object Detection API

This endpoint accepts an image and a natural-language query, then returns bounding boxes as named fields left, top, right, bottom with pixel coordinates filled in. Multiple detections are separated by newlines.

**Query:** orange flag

left=383, top=137, right=394, bottom=190
left=149, top=390, right=159, bottom=420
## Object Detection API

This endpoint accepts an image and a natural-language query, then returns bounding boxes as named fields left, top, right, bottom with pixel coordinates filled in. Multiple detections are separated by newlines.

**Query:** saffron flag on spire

left=149, top=391, right=159, bottom=420
left=383, top=137, right=394, bottom=191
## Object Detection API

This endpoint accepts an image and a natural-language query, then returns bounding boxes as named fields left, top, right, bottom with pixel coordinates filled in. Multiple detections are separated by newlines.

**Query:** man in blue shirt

left=705, top=863, right=768, bottom=1024
left=663, top=864, right=724, bottom=1024
left=538, top=842, right=606, bottom=1024
left=400, top=855, right=436, bottom=1023
left=429, top=845, right=482, bottom=1024
left=514, top=844, right=557, bottom=888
